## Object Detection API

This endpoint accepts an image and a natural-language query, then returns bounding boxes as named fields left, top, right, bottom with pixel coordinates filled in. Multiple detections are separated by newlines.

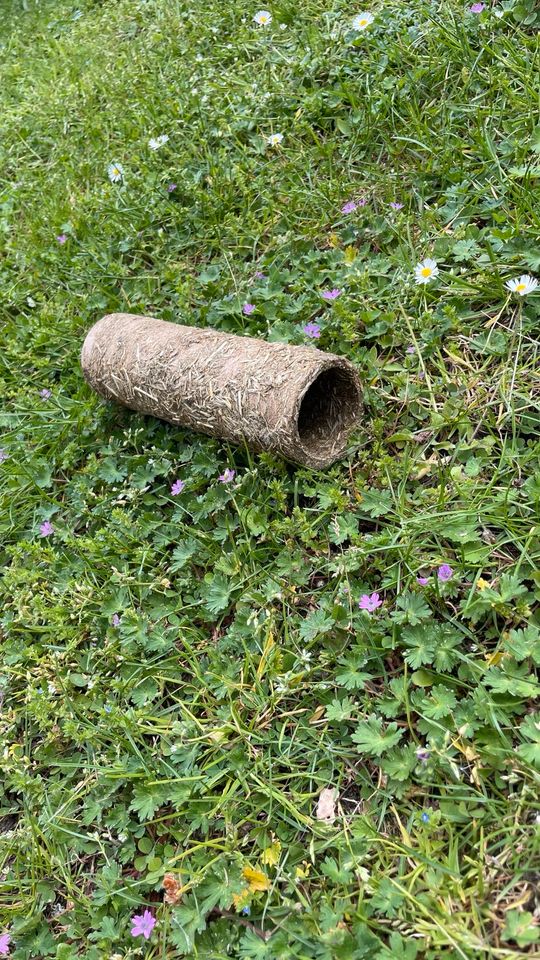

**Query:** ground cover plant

left=1, top=0, right=540, bottom=957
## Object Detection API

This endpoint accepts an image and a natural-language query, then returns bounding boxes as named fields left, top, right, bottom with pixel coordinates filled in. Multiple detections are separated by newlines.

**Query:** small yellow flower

left=242, top=865, right=270, bottom=892
left=261, top=838, right=281, bottom=866
left=232, top=888, right=251, bottom=911
left=476, top=578, right=490, bottom=591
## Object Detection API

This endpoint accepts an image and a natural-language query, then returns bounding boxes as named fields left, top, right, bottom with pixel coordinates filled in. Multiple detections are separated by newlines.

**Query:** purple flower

left=167, top=183, right=177, bottom=192
left=470, top=2, right=485, bottom=11
left=437, top=564, right=454, bottom=583
left=171, top=479, right=185, bottom=495
left=39, top=520, right=54, bottom=538
left=341, top=200, right=357, bottom=214
left=303, top=322, right=321, bottom=339
left=417, top=576, right=429, bottom=586
left=112, top=614, right=121, bottom=627
left=40, top=388, right=52, bottom=399
left=131, top=910, right=156, bottom=940
left=219, top=468, right=235, bottom=483
left=0, top=933, right=10, bottom=957
left=357, top=198, right=368, bottom=207
left=390, top=202, right=404, bottom=210
left=322, top=288, right=342, bottom=301
left=56, top=234, right=67, bottom=245
left=406, top=346, right=415, bottom=355
left=0, top=449, right=8, bottom=464
left=358, top=592, right=383, bottom=612
left=254, top=270, right=266, bottom=280
left=243, top=303, right=256, bottom=315
left=416, top=747, right=430, bottom=763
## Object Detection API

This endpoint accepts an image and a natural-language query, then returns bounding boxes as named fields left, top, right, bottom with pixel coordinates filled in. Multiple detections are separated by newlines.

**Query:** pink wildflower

left=470, top=2, right=485, bottom=11
left=171, top=479, right=185, bottom=495
left=341, top=201, right=357, bottom=214
left=219, top=468, right=235, bottom=483
left=417, top=576, right=429, bottom=586
left=243, top=303, right=256, bottom=315
left=40, top=388, right=52, bottom=399
left=39, top=520, right=54, bottom=538
left=112, top=614, right=121, bottom=627
left=56, top=234, right=67, bottom=245
left=167, top=183, right=177, bottom=192
left=358, top=592, right=382, bottom=612
left=0, top=933, right=10, bottom=957
left=322, top=288, right=341, bottom=301
left=130, top=910, right=156, bottom=940
left=303, top=322, right=321, bottom=338
left=0, top=450, right=8, bottom=463
left=390, top=201, right=404, bottom=210
left=437, top=564, right=454, bottom=582
left=254, top=270, right=266, bottom=279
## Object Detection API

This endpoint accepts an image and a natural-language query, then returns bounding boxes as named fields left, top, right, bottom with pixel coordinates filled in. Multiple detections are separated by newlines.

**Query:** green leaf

left=202, top=573, right=233, bottom=615
left=502, top=910, right=540, bottom=947
left=421, top=684, right=458, bottom=719
left=391, top=592, right=431, bottom=626
left=400, top=625, right=436, bottom=669
left=129, top=784, right=168, bottom=822
left=357, top=488, right=393, bottom=519
left=352, top=715, right=403, bottom=756
left=299, top=607, right=335, bottom=642
left=381, top=744, right=417, bottom=782
left=326, top=696, right=356, bottom=722
left=517, top=713, right=540, bottom=769
left=505, top=625, right=540, bottom=664
left=96, top=458, right=126, bottom=483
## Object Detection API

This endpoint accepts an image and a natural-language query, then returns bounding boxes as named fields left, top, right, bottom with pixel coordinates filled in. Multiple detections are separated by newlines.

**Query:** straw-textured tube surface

left=81, top=313, right=362, bottom=468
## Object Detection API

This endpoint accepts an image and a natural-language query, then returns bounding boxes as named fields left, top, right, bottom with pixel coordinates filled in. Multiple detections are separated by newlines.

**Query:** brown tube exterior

left=81, top=313, right=361, bottom=469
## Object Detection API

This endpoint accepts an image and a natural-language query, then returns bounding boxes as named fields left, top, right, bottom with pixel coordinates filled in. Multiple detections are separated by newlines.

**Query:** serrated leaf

left=129, top=784, right=167, bottom=822
left=203, top=573, right=233, bottom=614
left=352, top=715, right=403, bottom=756
left=299, top=607, right=335, bottom=642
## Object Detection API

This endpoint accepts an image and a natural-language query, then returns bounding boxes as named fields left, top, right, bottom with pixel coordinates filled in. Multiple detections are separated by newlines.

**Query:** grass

left=1, top=0, right=540, bottom=957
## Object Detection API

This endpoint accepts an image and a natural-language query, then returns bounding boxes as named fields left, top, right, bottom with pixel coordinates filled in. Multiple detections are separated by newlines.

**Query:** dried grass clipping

left=81, top=313, right=362, bottom=469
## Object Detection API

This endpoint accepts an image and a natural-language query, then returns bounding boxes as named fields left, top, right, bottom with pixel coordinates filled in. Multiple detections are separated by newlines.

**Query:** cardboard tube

left=81, top=313, right=361, bottom=469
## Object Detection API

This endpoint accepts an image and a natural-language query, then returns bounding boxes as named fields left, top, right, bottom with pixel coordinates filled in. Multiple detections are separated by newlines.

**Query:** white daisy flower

left=414, top=258, right=439, bottom=284
left=267, top=132, right=284, bottom=146
left=254, top=9, right=272, bottom=25
left=148, top=134, right=169, bottom=150
left=108, top=162, right=124, bottom=183
left=352, top=11, right=374, bottom=30
left=505, top=274, right=538, bottom=296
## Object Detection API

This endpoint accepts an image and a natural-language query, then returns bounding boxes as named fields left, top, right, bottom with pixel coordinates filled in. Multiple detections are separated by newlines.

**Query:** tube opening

left=297, top=365, right=360, bottom=462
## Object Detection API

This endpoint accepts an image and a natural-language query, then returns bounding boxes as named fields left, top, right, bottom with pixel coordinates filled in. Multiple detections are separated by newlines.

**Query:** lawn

left=1, top=0, right=540, bottom=957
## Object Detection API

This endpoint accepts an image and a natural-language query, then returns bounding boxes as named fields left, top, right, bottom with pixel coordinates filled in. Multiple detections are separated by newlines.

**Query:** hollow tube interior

left=297, top=366, right=360, bottom=459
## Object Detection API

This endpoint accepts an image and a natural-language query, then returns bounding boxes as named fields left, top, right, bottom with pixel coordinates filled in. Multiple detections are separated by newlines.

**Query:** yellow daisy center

left=260, top=15, right=267, bottom=21
left=421, top=267, right=432, bottom=277
left=516, top=283, right=526, bottom=291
